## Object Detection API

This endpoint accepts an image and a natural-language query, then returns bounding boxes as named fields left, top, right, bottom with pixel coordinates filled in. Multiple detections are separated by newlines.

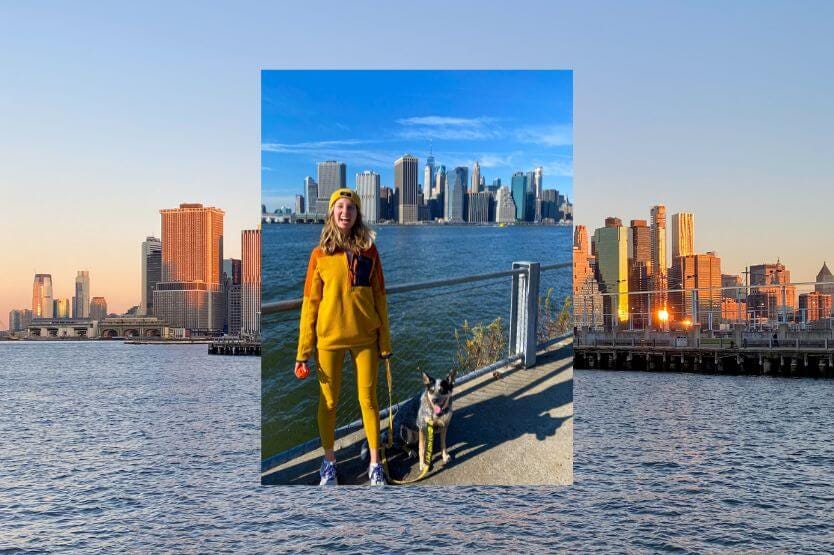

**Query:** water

left=3, top=344, right=833, bottom=552
left=262, top=224, right=572, bottom=459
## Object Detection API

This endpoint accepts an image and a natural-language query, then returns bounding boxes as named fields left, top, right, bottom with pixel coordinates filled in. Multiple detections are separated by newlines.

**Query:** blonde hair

left=319, top=206, right=376, bottom=254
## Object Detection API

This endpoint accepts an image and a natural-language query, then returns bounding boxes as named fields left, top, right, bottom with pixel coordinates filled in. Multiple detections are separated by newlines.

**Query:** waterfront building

left=539, top=189, right=559, bottom=222
left=355, top=170, right=380, bottom=224
left=28, top=318, right=99, bottom=339
left=140, top=237, right=162, bottom=316
left=649, top=205, right=668, bottom=325
left=395, top=154, right=419, bottom=224
left=721, top=297, right=748, bottom=322
left=54, top=298, right=71, bottom=319
left=316, top=161, right=346, bottom=214
left=294, top=194, right=304, bottom=215
left=466, top=191, right=492, bottom=223
left=444, top=166, right=467, bottom=222
left=722, top=274, right=743, bottom=299
left=433, top=166, right=446, bottom=218
left=671, top=212, right=695, bottom=259
left=479, top=175, right=486, bottom=189
left=628, top=219, right=652, bottom=328
left=669, top=252, right=722, bottom=327
left=72, top=270, right=91, bottom=318
left=32, top=273, right=54, bottom=319
left=8, top=310, right=22, bottom=332
left=593, top=221, right=629, bottom=326
left=223, top=258, right=241, bottom=335
left=423, top=149, right=436, bottom=200
left=471, top=161, right=480, bottom=193
left=153, top=203, right=224, bottom=334
left=534, top=166, right=543, bottom=200
left=304, top=177, right=318, bottom=214
left=799, top=292, right=832, bottom=322
left=379, top=187, right=394, bottom=221
left=748, top=261, right=797, bottom=322
left=510, top=172, right=529, bottom=222
left=815, top=263, right=834, bottom=308
left=495, top=186, right=516, bottom=223
left=241, top=229, right=261, bottom=338
left=573, top=225, right=604, bottom=328
left=90, top=297, right=108, bottom=322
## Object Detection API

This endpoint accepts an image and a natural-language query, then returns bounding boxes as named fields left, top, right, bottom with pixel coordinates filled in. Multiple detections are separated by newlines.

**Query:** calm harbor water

left=3, top=342, right=833, bottom=552
left=262, top=224, right=572, bottom=459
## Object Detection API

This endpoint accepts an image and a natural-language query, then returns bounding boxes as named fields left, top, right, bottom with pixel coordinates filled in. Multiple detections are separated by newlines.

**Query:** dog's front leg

left=441, top=424, right=451, bottom=464
left=418, top=428, right=426, bottom=471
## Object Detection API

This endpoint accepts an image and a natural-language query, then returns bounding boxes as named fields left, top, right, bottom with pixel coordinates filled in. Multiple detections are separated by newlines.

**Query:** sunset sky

left=2, top=1, right=833, bottom=328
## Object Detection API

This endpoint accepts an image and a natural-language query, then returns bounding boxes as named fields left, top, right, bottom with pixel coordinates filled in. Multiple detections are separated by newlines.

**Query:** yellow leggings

left=316, top=343, right=379, bottom=451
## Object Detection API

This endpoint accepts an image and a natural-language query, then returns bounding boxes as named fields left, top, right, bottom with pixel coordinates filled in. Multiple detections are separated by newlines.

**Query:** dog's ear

left=421, top=371, right=432, bottom=386
left=447, top=369, right=457, bottom=386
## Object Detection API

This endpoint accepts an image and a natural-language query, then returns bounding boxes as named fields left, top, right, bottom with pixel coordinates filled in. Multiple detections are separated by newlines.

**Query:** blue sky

left=261, top=71, right=572, bottom=210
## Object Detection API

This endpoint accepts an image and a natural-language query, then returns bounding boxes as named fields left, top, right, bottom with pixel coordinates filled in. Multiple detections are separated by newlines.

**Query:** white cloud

left=514, top=124, right=573, bottom=147
left=396, top=115, right=500, bottom=141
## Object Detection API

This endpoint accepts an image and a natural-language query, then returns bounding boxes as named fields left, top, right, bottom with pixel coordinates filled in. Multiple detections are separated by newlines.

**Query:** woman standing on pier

left=294, top=188, right=392, bottom=486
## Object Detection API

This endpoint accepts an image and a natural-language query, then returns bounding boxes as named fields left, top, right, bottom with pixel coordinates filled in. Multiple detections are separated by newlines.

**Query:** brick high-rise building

left=799, top=291, right=832, bottom=322
left=669, top=251, right=722, bottom=327
left=748, top=261, right=797, bottom=323
left=153, top=203, right=224, bottom=334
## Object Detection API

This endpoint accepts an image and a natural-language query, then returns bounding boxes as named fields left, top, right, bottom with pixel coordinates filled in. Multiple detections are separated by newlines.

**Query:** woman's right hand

left=294, top=361, right=310, bottom=380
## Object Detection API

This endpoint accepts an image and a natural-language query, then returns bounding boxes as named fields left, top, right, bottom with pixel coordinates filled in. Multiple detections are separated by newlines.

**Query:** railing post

left=510, top=261, right=540, bottom=368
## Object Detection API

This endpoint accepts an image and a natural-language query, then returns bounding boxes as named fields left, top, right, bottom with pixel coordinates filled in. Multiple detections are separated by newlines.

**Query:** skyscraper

left=241, top=229, right=261, bottom=338
left=140, top=237, right=162, bottom=316
left=294, top=194, right=304, bottom=215
left=593, top=222, right=629, bottom=326
left=223, top=258, right=242, bottom=335
left=423, top=148, right=436, bottom=200
left=72, top=270, right=91, bottom=318
left=316, top=161, right=346, bottom=214
left=54, top=298, right=71, bottom=318
left=669, top=251, right=722, bottom=326
left=649, top=204, right=668, bottom=323
left=395, top=154, right=419, bottom=224
left=573, top=225, right=603, bottom=328
left=355, top=170, right=380, bottom=223
left=304, top=176, right=318, bottom=214
left=628, top=220, right=652, bottom=327
left=534, top=166, right=543, bottom=199
left=445, top=166, right=467, bottom=222
left=467, top=191, right=492, bottom=223
left=32, top=274, right=53, bottom=319
left=153, top=203, right=224, bottom=333
left=90, top=297, right=107, bottom=322
left=748, top=261, right=797, bottom=322
left=511, top=172, right=529, bottom=222
left=471, top=161, right=480, bottom=193
left=671, top=212, right=695, bottom=259
left=495, top=186, right=516, bottom=223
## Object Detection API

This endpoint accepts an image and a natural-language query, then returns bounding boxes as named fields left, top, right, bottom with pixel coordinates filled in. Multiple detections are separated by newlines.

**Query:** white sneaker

left=368, top=463, right=386, bottom=486
left=319, top=459, right=338, bottom=485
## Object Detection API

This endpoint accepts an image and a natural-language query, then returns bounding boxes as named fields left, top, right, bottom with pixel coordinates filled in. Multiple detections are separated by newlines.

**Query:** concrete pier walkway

left=261, top=339, right=573, bottom=486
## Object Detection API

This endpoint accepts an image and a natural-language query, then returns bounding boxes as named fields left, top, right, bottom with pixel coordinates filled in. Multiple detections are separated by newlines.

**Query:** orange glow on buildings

left=241, top=228, right=261, bottom=337
left=153, top=203, right=224, bottom=333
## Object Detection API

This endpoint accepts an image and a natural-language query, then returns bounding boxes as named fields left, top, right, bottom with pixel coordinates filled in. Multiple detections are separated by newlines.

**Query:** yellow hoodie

left=296, top=244, right=392, bottom=361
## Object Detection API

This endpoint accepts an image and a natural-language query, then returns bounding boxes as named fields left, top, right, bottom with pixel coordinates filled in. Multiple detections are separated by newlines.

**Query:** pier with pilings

left=208, top=340, right=261, bottom=356
left=575, top=331, right=834, bottom=378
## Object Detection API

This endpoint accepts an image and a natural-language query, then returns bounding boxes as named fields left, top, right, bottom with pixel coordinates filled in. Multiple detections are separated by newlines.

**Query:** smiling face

left=332, top=198, right=357, bottom=232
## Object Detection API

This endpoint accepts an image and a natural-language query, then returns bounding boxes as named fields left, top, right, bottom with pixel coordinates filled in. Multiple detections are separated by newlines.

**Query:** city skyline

left=579, top=202, right=833, bottom=283
left=261, top=70, right=573, bottom=211
left=1, top=203, right=253, bottom=330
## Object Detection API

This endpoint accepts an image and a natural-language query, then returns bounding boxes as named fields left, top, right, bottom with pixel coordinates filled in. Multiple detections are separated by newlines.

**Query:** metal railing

left=261, top=260, right=571, bottom=472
